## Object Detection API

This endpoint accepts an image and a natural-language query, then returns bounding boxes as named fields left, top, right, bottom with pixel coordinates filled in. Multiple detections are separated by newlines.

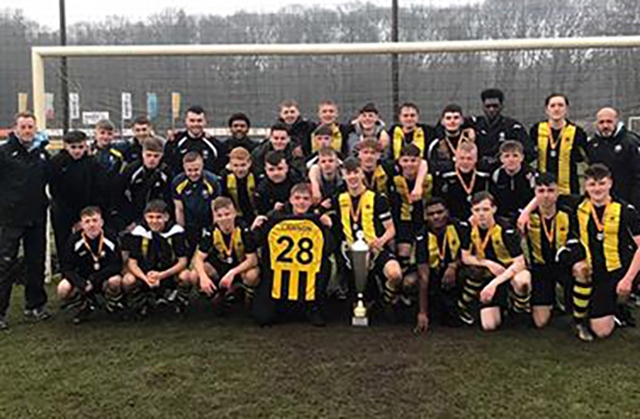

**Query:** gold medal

left=456, top=169, right=477, bottom=201
left=82, top=232, right=104, bottom=272
left=590, top=201, right=610, bottom=243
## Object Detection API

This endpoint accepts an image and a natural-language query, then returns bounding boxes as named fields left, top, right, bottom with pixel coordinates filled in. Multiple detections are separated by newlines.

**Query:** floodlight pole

left=60, top=0, right=69, bottom=133
left=391, top=0, right=400, bottom=122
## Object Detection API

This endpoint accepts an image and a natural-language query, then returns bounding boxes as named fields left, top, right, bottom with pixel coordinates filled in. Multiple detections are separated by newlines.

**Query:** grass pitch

left=1, top=288, right=640, bottom=419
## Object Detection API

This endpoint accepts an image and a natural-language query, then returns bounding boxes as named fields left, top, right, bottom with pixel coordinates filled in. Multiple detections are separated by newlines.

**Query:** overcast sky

left=1, top=0, right=481, bottom=30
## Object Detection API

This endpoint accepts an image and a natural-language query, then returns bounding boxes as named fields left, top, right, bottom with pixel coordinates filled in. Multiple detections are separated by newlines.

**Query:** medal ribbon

left=455, top=169, right=477, bottom=197
left=82, top=232, right=104, bottom=266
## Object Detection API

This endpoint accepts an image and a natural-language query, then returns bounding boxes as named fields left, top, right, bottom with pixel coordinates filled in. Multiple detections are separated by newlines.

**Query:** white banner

left=69, top=93, right=80, bottom=120
left=82, top=111, right=110, bottom=126
left=121, top=92, right=132, bottom=120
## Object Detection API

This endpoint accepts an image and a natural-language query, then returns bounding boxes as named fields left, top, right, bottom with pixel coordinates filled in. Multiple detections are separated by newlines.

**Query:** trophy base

left=352, top=316, right=369, bottom=327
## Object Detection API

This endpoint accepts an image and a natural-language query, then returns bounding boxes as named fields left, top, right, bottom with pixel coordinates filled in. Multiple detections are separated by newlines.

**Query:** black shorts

left=459, top=265, right=509, bottom=309
left=205, top=259, right=243, bottom=287
left=590, top=268, right=625, bottom=319
left=395, top=221, right=422, bottom=245
left=530, top=264, right=571, bottom=307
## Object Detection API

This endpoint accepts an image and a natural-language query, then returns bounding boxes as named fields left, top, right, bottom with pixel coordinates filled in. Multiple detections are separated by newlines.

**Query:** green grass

left=1, top=287, right=640, bottom=419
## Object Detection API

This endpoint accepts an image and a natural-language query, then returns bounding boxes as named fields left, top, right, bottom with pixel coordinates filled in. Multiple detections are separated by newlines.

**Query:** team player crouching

left=520, top=164, right=640, bottom=341
left=121, top=200, right=190, bottom=316
left=458, top=192, right=532, bottom=331
left=187, top=197, right=260, bottom=313
left=58, top=207, right=124, bottom=324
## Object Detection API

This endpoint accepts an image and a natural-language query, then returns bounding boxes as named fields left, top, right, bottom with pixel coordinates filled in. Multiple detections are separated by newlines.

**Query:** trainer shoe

left=575, top=324, right=594, bottom=342
left=458, top=310, right=475, bottom=326
left=24, top=306, right=52, bottom=322
left=0, top=316, right=8, bottom=331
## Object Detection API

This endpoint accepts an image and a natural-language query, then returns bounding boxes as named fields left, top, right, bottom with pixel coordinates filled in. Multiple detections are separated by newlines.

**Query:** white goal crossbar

left=31, top=35, right=640, bottom=130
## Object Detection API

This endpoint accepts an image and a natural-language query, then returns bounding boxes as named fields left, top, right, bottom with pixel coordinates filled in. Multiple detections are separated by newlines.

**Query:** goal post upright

left=31, top=34, right=640, bottom=130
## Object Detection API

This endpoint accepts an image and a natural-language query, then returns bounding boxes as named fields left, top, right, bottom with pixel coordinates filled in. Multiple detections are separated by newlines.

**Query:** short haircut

left=144, top=199, right=169, bottom=215
left=133, top=115, right=151, bottom=126
left=228, top=112, right=251, bottom=128
left=471, top=191, right=496, bottom=207
left=318, top=100, right=337, bottom=109
left=95, top=119, right=115, bottom=131
left=584, top=163, right=612, bottom=181
left=63, top=130, right=88, bottom=144
left=535, top=172, right=557, bottom=187
left=290, top=182, right=312, bottom=196
left=143, top=136, right=164, bottom=153
left=342, top=157, right=361, bottom=172
left=481, top=88, right=504, bottom=103
left=441, top=104, right=463, bottom=118
left=186, top=105, right=206, bottom=116
left=80, top=206, right=102, bottom=219
left=425, top=196, right=448, bottom=210
left=458, top=140, right=477, bottom=154
left=279, top=99, right=299, bottom=109
left=14, top=111, right=36, bottom=123
left=499, top=140, right=524, bottom=156
left=213, top=196, right=235, bottom=212
left=183, top=151, right=203, bottom=165
left=270, top=122, right=291, bottom=136
left=313, top=124, right=333, bottom=138
left=359, top=102, right=379, bottom=114
left=400, top=143, right=421, bottom=158
left=545, top=93, right=569, bottom=107
left=398, top=102, right=420, bottom=115
left=265, top=150, right=286, bottom=166
left=318, top=147, right=338, bottom=158
left=229, top=146, right=251, bottom=161
left=356, top=138, right=382, bottom=153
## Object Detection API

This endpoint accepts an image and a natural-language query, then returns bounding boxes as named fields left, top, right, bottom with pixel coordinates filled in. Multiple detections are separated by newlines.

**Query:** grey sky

left=2, top=0, right=480, bottom=30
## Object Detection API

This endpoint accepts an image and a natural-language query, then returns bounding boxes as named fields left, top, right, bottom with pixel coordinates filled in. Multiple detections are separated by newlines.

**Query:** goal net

left=31, top=37, right=640, bottom=139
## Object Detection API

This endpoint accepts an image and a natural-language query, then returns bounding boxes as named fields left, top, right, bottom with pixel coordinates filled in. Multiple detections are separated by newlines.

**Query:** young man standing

left=530, top=93, right=588, bottom=195
left=165, top=106, right=225, bottom=176
left=434, top=141, right=490, bottom=222
left=219, top=147, right=257, bottom=225
left=388, top=102, right=435, bottom=162
left=118, top=136, right=173, bottom=229
left=490, top=140, right=536, bottom=222
left=172, top=151, right=220, bottom=257
left=50, top=130, right=107, bottom=261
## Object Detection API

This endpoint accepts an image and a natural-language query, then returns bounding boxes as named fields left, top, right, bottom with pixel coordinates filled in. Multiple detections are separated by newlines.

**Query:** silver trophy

left=351, top=231, right=370, bottom=326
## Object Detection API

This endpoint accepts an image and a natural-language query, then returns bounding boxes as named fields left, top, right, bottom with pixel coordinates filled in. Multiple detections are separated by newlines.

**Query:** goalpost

left=31, top=35, right=640, bottom=131
left=30, top=36, right=640, bottom=280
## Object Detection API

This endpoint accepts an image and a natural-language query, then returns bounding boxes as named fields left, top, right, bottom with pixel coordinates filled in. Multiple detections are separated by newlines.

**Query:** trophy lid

left=351, top=231, right=369, bottom=252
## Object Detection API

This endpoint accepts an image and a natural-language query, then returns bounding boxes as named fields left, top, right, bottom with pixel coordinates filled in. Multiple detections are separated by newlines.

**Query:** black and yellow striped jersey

left=198, top=223, right=257, bottom=267
left=461, top=222, right=522, bottom=266
left=573, top=198, right=640, bottom=273
left=525, top=208, right=573, bottom=266
left=259, top=213, right=331, bottom=302
left=416, top=220, right=467, bottom=269
left=332, top=189, right=393, bottom=247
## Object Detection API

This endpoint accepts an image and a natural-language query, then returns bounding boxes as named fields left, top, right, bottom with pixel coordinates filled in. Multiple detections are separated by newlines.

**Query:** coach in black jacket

left=0, top=113, right=51, bottom=329
left=586, top=107, right=640, bottom=209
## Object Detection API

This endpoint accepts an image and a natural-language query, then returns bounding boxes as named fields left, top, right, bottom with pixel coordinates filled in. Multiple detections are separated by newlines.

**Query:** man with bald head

left=586, top=107, right=640, bottom=208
